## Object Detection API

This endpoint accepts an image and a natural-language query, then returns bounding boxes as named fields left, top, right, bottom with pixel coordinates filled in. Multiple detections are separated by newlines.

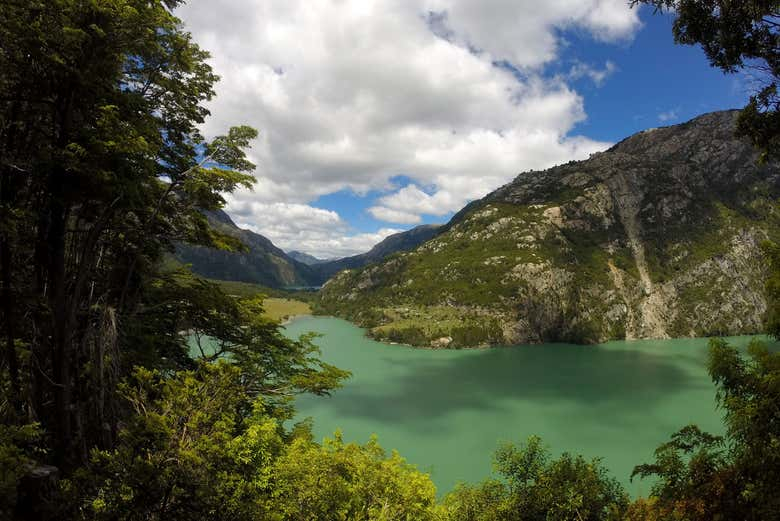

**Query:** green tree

left=630, top=425, right=731, bottom=520
left=632, top=0, right=780, bottom=159
left=67, top=363, right=436, bottom=521
left=763, top=240, right=780, bottom=337
left=0, top=423, right=43, bottom=519
left=142, top=270, right=350, bottom=412
left=443, top=436, right=628, bottom=521
left=0, top=0, right=257, bottom=468
left=632, top=338, right=780, bottom=520
left=272, top=433, right=441, bottom=521
left=69, top=363, right=285, bottom=521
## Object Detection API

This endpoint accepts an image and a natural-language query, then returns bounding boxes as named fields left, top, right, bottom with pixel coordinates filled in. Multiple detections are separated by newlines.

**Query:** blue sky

left=566, top=12, right=747, bottom=141
left=310, top=10, right=749, bottom=238
left=179, top=2, right=751, bottom=258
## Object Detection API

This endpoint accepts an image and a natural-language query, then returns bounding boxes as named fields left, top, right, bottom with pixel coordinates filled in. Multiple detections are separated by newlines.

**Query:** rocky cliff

left=318, top=111, right=780, bottom=347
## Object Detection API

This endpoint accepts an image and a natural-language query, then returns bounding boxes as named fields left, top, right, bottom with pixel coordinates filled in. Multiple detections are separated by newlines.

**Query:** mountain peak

left=320, top=111, right=779, bottom=347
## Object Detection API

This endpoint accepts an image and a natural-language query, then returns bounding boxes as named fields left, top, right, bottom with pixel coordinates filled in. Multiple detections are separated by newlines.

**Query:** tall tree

left=0, top=0, right=256, bottom=468
left=632, top=0, right=780, bottom=159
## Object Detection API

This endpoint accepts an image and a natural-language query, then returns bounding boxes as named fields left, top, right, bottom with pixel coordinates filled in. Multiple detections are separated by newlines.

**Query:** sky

left=176, top=1, right=750, bottom=259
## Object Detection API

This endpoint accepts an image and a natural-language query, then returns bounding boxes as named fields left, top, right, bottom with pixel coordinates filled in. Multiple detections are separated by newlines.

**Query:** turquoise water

left=285, top=315, right=772, bottom=497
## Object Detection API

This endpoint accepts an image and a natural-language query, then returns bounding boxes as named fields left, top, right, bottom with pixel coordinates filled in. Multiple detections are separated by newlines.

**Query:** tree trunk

left=0, top=166, right=21, bottom=415
left=47, top=168, right=72, bottom=469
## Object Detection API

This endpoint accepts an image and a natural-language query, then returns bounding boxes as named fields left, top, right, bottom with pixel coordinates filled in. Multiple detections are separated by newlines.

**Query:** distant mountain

left=312, top=224, right=442, bottom=281
left=176, top=212, right=442, bottom=287
left=288, top=251, right=327, bottom=265
left=320, top=111, right=780, bottom=347
left=176, top=210, right=319, bottom=288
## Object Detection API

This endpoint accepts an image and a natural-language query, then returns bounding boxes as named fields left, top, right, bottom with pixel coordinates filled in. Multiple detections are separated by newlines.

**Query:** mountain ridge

left=176, top=213, right=442, bottom=287
left=175, top=210, right=320, bottom=287
left=312, top=224, right=442, bottom=281
left=319, top=110, right=780, bottom=347
left=288, top=251, right=327, bottom=265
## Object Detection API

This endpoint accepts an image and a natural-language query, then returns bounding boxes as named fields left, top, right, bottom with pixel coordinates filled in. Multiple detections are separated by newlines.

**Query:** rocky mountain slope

left=176, top=213, right=441, bottom=288
left=312, top=224, right=442, bottom=281
left=318, top=111, right=780, bottom=347
left=288, top=251, right=327, bottom=265
left=176, top=210, right=320, bottom=288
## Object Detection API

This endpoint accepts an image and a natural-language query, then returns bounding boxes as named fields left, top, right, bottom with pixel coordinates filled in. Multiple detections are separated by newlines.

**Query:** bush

left=443, top=436, right=628, bottom=521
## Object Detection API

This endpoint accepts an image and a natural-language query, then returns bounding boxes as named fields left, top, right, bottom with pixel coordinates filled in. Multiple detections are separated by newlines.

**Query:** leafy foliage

left=0, top=0, right=346, bottom=517
left=630, top=425, right=729, bottom=520
left=0, top=0, right=262, bottom=470
left=272, top=433, right=440, bottom=521
left=763, top=240, right=780, bottom=337
left=631, top=338, right=780, bottom=520
left=64, top=363, right=438, bottom=521
left=443, top=436, right=628, bottom=521
left=0, top=423, right=43, bottom=519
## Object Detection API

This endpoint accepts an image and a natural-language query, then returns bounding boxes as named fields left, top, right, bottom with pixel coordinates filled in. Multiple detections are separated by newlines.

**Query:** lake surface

left=285, top=315, right=773, bottom=497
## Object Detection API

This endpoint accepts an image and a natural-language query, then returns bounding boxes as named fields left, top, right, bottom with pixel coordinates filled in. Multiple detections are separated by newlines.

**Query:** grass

left=262, top=298, right=312, bottom=322
left=208, top=279, right=312, bottom=321
left=369, top=305, right=504, bottom=347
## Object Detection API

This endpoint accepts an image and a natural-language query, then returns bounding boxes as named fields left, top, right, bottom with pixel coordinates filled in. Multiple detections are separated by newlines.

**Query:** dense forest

left=1, top=1, right=779, bottom=520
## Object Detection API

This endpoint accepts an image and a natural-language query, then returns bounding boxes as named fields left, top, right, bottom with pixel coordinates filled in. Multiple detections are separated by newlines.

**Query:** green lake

left=284, top=315, right=772, bottom=497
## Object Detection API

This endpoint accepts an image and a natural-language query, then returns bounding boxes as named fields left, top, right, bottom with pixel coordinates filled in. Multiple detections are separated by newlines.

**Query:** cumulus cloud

left=423, top=0, right=638, bottom=68
left=225, top=195, right=403, bottom=259
left=176, top=0, right=640, bottom=252
left=367, top=206, right=423, bottom=225
left=567, top=60, right=618, bottom=87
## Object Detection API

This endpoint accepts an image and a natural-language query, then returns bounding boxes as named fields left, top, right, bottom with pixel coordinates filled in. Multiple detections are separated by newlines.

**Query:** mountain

left=311, top=224, right=442, bottom=281
left=288, top=251, right=327, bottom=265
left=319, top=111, right=780, bottom=347
left=176, top=210, right=320, bottom=288
left=176, top=212, right=441, bottom=287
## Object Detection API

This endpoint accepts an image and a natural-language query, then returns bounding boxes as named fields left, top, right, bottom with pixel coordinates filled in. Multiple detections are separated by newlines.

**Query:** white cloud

left=567, top=60, right=618, bottom=87
left=658, top=109, right=679, bottom=122
left=225, top=195, right=403, bottom=259
left=367, top=206, right=423, bottom=225
left=423, top=0, right=639, bottom=68
left=176, top=0, right=640, bottom=254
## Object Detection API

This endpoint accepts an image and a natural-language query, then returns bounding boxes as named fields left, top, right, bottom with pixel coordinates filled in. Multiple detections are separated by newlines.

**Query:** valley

left=6, top=2, right=780, bottom=519
left=179, top=112, right=779, bottom=349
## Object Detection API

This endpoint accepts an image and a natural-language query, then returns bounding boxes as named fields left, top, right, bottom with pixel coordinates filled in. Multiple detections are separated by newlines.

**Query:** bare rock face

left=320, top=111, right=780, bottom=346
left=430, top=336, right=453, bottom=348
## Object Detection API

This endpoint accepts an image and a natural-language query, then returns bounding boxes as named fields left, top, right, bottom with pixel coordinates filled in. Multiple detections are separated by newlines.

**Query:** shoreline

left=286, top=314, right=775, bottom=351
left=280, top=313, right=312, bottom=326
